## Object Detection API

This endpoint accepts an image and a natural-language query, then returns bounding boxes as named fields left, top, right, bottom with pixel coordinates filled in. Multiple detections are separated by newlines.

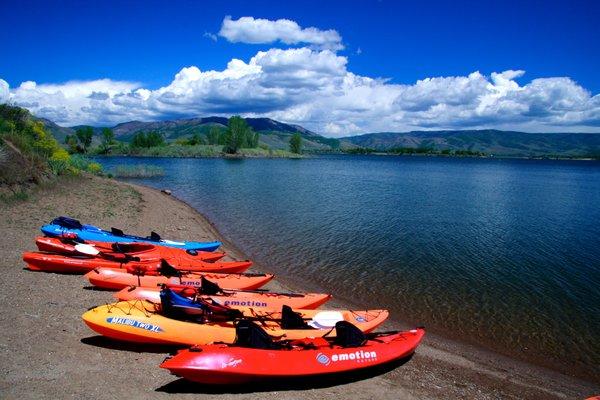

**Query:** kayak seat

left=200, top=276, right=223, bottom=295
left=160, top=288, right=243, bottom=321
left=51, top=216, right=83, bottom=230
left=111, top=227, right=125, bottom=237
left=147, top=231, right=162, bottom=241
left=234, top=319, right=283, bottom=350
left=159, top=260, right=181, bottom=277
left=281, top=305, right=310, bottom=329
left=334, top=321, right=366, bottom=348
left=103, top=252, right=129, bottom=262
left=111, top=242, right=154, bottom=253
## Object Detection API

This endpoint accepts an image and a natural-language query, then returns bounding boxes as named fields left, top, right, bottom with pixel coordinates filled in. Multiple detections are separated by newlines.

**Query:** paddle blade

left=74, top=243, right=100, bottom=256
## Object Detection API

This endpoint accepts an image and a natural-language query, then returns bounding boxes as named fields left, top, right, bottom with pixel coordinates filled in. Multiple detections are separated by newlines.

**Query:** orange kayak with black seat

left=35, top=236, right=226, bottom=263
left=114, top=285, right=332, bottom=310
left=85, top=267, right=274, bottom=291
left=23, top=251, right=251, bottom=274
left=81, top=300, right=389, bottom=346
left=161, top=320, right=425, bottom=384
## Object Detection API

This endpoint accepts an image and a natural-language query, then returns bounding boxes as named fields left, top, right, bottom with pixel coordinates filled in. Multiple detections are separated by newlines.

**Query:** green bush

left=87, top=162, right=103, bottom=174
left=68, top=154, right=103, bottom=175
left=0, top=104, right=82, bottom=183
left=48, top=159, right=69, bottom=175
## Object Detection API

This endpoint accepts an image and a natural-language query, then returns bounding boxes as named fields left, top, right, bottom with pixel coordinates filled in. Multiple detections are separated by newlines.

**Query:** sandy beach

left=0, top=174, right=597, bottom=399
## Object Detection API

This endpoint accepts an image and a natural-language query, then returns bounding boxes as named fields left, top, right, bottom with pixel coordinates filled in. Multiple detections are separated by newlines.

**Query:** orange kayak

left=35, top=236, right=226, bottom=261
left=23, top=251, right=252, bottom=274
left=85, top=267, right=274, bottom=291
left=115, top=285, right=332, bottom=310
left=161, top=321, right=425, bottom=384
left=35, top=236, right=226, bottom=262
left=82, top=300, right=389, bottom=346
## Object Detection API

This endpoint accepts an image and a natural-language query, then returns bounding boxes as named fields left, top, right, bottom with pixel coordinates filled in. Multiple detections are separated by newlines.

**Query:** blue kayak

left=41, top=216, right=221, bottom=251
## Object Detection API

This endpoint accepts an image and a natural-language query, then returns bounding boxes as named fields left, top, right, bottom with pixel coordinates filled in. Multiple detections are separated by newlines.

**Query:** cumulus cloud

left=218, top=16, right=343, bottom=51
left=8, top=79, right=142, bottom=125
left=1, top=17, right=599, bottom=134
left=0, top=79, right=9, bottom=103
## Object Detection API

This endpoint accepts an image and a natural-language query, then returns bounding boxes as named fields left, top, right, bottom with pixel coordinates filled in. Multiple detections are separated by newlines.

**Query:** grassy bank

left=0, top=105, right=104, bottom=201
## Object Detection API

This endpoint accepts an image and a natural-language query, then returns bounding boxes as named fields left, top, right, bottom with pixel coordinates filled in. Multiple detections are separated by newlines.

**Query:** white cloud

left=8, top=79, right=142, bottom=125
left=0, top=79, right=9, bottom=103
left=1, top=17, right=598, bottom=134
left=218, top=16, right=343, bottom=51
left=203, top=32, right=217, bottom=41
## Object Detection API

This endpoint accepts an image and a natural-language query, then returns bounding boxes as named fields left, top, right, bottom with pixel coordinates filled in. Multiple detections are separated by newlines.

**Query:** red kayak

left=35, top=236, right=226, bottom=262
left=23, top=251, right=252, bottom=274
left=161, top=320, right=425, bottom=384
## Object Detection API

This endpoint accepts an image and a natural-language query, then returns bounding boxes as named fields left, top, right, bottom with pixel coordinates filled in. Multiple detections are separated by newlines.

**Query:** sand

left=0, top=174, right=597, bottom=399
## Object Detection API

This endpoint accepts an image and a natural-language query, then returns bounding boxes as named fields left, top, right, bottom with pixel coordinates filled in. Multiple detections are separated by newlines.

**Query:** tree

left=130, top=131, right=164, bottom=148
left=223, top=116, right=251, bottom=154
left=75, top=126, right=93, bottom=153
left=187, top=132, right=204, bottom=145
left=207, top=126, right=221, bottom=145
left=146, top=131, right=164, bottom=147
left=64, top=134, right=79, bottom=153
left=218, top=129, right=227, bottom=146
left=98, top=128, right=115, bottom=154
left=131, top=132, right=147, bottom=148
left=251, top=132, right=260, bottom=148
left=101, top=128, right=114, bottom=145
left=289, top=132, right=302, bottom=154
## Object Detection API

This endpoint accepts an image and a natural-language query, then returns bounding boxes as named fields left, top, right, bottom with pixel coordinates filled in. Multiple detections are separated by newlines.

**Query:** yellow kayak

left=82, top=300, right=389, bottom=346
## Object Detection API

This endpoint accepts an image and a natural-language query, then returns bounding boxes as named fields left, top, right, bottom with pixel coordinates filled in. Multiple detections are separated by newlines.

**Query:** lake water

left=96, top=155, right=600, bottom=375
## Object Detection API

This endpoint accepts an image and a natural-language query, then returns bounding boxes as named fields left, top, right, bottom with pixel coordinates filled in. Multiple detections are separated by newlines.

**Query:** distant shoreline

left=94, top=151, right=599, bottom=161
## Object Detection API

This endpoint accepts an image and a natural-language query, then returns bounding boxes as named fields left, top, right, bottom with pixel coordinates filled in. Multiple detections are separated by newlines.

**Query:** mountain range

left=40, top=116, right=600, bottom=158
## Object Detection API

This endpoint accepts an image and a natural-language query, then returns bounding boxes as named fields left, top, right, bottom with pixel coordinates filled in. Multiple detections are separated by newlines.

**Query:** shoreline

left=127, top=180, right=598, bottom=395
left=1, top=174, right=597, bottom=399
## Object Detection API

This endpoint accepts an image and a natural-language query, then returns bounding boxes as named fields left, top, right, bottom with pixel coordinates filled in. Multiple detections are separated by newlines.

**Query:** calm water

left=97, top=155, right=600, bottom=374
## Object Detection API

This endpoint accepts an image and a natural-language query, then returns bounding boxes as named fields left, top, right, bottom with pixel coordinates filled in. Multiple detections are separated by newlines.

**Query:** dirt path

left=0, top=175, right=596, bottom=399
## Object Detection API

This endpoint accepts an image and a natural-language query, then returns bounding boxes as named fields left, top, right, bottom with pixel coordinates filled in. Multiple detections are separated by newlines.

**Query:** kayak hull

left=160, top=329, right=424, bottom=384
left=114, top=286, right=332, bottom=310
left=82, top=301, right=389, bottom=346
left=85, top=268, right=274, bottom=291
left=23, top=252, right=251, bottom=274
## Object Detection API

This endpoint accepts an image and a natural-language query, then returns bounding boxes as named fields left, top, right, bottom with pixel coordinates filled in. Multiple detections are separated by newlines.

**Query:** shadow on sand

left=81, top=335, right=181, bottom=354
left=155, top=355, right=414, bottom=394
left=82, top=285, right=117, bottom=292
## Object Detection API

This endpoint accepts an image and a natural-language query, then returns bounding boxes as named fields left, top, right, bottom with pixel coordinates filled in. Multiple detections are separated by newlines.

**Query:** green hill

left=341, top=130, right=600, bottom=158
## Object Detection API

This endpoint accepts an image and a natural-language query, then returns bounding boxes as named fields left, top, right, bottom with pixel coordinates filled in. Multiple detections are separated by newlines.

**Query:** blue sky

left=1, top=0, right=599, bottom=135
